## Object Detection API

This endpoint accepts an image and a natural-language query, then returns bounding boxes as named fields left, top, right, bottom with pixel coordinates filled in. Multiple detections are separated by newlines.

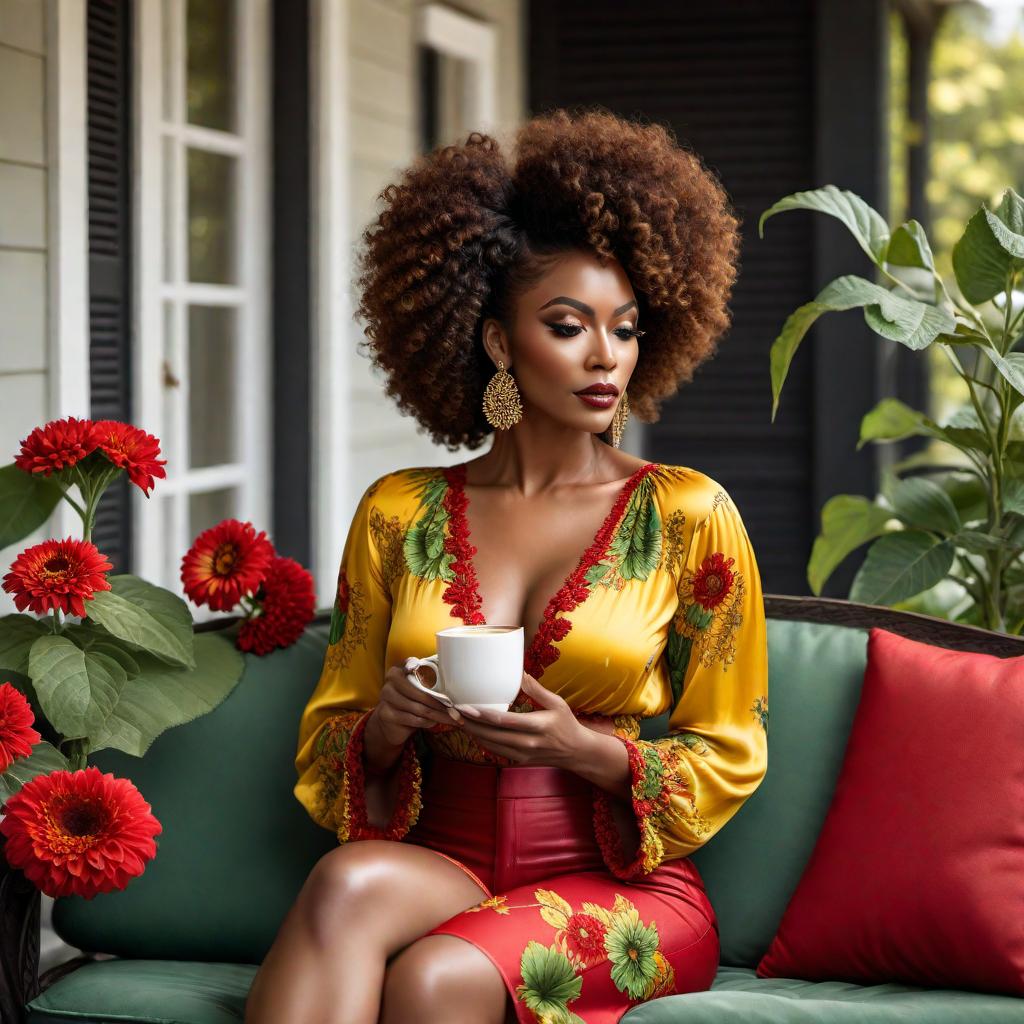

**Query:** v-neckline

left=439, top=460, right=661, bottom=688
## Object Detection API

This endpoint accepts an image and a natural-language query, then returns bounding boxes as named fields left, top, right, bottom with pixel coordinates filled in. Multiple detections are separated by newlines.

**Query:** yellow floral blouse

left=294, top=461, right=769, bottom=881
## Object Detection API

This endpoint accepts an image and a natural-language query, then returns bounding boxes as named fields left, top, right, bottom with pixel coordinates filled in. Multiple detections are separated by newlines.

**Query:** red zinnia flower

left=0, top=765, right=162, bottom=900
left=92, top=420, right=168, bottom=497
left=692, top=552, right=735, bottom=610
left=564, top=912, right=608, bottom=966
left=2, top=537, right=113, bottom=618
left=180, top=519, right=276, bottom=611
left=0, top=681, right=42, bottom=773
left=14, top=416, right=102, bottom=477
left=236, top=555, right=316, bottom=655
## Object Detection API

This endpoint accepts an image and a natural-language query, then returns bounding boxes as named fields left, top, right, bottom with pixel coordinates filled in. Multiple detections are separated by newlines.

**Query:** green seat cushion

left=25, top=959, right=257, bottom=1024
left=688, top=618, right=871, bottom=968
left=620, top=965, right=1024, bottom=1023
left=27, top=960, right=1023, bottom=1024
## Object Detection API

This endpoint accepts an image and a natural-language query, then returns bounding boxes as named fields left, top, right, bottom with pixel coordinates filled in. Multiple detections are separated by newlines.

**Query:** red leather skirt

left=402, top=755, right=720, bottom=1024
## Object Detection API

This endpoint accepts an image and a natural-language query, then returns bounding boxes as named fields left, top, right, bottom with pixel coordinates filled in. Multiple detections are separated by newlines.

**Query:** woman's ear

left=481, top=317, right=511, bottom=370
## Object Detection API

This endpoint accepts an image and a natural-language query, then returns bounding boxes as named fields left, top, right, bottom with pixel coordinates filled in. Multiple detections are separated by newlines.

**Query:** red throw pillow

left=757, top=626, right=1024, bottom=996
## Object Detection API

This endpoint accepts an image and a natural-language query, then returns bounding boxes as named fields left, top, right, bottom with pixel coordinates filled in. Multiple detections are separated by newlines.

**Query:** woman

left=245, top=107, right=768, bottom=1024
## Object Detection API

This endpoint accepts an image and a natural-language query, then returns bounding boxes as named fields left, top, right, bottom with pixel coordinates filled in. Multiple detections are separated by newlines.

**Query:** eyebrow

left=537, top=296, right=638, bottom=318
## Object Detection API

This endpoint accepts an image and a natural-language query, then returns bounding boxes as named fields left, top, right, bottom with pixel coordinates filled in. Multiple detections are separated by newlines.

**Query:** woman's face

left=484, top=249, right=641, bottom=437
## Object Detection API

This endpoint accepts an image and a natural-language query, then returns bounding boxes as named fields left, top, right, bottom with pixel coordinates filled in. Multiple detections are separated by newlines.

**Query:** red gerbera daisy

left=14, top=416, right=102, bottom=477
left=236, top=555, right=316, bottom=655
left=91, top=420, right=168, bottom=497
left=0, top=681, right=42, bottom=773
left=180, top=519, right=276, bottom=612
left=564, top=911, right=608, bottom=967
left=692, top=551, right=735, bottom=610
left=1, top=537, right=113, bottom=618
left=0, top=765, right=162, bottom=899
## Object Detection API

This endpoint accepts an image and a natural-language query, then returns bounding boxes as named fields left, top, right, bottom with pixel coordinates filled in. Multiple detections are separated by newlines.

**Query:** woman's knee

left=381, top=934, right=508, bottom=1022
left=300, top=840, right=396, bottom=946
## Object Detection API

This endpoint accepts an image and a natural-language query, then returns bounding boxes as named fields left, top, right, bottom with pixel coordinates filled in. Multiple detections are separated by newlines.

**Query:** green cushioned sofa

left=4, top=595, right=1024, bottom=1024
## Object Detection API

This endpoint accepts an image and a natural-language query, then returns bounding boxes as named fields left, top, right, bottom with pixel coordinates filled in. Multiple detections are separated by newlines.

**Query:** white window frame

left=416, top=2, right=498, bottom=134
left=133, top=0, right=272, bottom=621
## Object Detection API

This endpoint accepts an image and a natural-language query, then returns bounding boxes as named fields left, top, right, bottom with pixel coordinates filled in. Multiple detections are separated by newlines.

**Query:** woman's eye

left=548, top=323, right=583, bottom=337
left=547, top=323, right=641, bottom=339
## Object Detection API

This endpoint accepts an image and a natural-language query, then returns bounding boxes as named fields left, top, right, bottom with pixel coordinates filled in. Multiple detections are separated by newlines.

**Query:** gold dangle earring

left=482, top=359, right=523, bottom=430
left=610, top=390, right=630, bottom=449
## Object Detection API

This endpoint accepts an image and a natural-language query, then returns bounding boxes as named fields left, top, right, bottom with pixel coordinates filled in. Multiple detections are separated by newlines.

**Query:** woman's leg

left=379, top=934, right=514, bottom=1024
left=243, top=839, right=491, bottom=1024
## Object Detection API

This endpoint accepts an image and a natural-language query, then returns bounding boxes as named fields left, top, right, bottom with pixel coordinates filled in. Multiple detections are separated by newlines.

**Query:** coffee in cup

left=404, top=624, right=524, bottom=711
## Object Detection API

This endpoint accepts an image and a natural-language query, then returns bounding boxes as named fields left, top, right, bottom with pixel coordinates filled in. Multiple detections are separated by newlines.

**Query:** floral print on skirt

left=402, top=755, right=720, bottom=1024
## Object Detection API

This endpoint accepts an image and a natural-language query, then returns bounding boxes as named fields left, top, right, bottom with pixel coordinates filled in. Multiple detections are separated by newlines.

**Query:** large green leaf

left=849, top=531, right=956, bottom=605
left=952, top=200, right=1023, bottom=305
left=0, top=463, right=65, bottom=549
left=978, top=347, right=1024, bottom=401
left=807, top=495, right=895, bottom=595
left=0, top=614, right=51, bottom=675
left=88, top=632, right=244, bottom=757
left=882, top=476, right=961, bottom=535
left=85, top=574, right=196, bottom=669
left=770, top=275, right=954, bottom=420
left=886, top=219, right=936, bottom=273
left=986, top=187, right=1024, bottom=258
left=758, top=185, right=890, bottom=265
left=28, top=634, right=127, bottom=740
left=0, top=740, right=70, bottom=806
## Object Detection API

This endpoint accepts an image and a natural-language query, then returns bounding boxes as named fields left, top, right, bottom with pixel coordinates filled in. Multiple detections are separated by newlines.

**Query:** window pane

left=186, top=0, right=236, bottom=131
left=188, top=305, right=237, bottom=468
left=163, top=301, right=181, bottom=467
left=188, top=148, right=237, bottom=283
left=189, top=487, right=236, bottom=538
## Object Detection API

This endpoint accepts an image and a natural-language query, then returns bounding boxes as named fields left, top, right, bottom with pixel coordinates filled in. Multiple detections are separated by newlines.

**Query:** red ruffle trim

left=591, top=734, right=661, bottom=880
left=338, top=710, right=423, bottom=842
left=442, top=462, right=659, bottom=685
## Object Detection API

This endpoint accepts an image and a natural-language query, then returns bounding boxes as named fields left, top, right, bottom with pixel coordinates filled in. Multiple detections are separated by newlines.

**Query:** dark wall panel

left=529, top=0, right=889, bottom=598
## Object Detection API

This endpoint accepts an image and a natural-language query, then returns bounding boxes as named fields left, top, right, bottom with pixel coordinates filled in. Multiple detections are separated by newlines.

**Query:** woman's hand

left=453, top=671, right=591, bottom=767
left=369, top=662, right=459, bottom=748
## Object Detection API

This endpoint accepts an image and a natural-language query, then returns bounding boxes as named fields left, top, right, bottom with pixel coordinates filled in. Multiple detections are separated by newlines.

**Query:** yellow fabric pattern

left=293, top=463, right=768, bottom=876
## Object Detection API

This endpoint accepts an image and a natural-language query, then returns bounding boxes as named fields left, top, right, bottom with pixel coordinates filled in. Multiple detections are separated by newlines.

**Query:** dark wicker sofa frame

left=3, top=595, right=1023, bottom=1024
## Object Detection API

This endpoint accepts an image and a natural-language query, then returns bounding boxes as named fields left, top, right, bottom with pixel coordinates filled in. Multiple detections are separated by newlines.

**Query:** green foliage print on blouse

left=587, top=473, right=664, bottom=589
left=403, top=472, right=456, bottom=582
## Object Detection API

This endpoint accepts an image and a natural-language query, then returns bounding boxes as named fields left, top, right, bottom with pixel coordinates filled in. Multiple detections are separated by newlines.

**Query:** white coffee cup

left=404, top=624, right=525, bottom=711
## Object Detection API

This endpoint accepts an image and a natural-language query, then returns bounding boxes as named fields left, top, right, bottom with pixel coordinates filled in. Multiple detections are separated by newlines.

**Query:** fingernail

left=456, top=704, right=481, bottom=718
left=447, top=707, right=462, bottom=721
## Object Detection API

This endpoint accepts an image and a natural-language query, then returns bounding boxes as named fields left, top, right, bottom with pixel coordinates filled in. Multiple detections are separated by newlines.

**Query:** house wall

left=345, top=0, right=526, bottom=487
left=0, top=0, right=50, bottom=620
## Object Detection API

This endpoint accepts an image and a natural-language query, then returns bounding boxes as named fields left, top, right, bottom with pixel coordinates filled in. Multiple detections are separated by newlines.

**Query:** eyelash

left=547, top=324, right=645, bottom=340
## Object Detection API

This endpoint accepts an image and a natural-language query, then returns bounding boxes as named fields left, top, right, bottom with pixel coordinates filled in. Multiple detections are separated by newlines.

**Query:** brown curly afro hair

left=353, top=106, right=742, bottom=451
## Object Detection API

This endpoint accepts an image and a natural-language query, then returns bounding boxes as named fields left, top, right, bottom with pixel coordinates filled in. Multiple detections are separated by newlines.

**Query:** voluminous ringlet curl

left=353, top=107, right=742, bottom=451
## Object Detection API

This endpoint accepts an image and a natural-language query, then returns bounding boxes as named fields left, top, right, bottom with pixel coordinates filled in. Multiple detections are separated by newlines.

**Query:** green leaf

left=758, top=184, right=890, bottom=265
left=978, top=347, right=1024, bottom=401
left=952, top=203, right=1022, bottom=305
left=0, top=740, right=70, bottom=806
left=403, top=477, right=454, bottom=581
left=1002, top=472, right=1024, bottom=518
left=986, top=187, right=1024, bottom=259
left=61, top=621, right=141, bottom=677
left=89, top=632, right=244, bottom=757
left=953, top=530, right=1007, bottom=554
left=807, top=495, right=895, bottom=595
left=849, top=532, right=956, bottom=605
left=85, top=574, right=196, bottom=670
left=28, top=634, right=128, bottom=740
left=883, top=476, right=962, bottom=535
left=0, top=614, right=52, bottom=675
left=857, top=398, right=930, bottom=449
left=0, top=463, right=65, bottom=549
left=769, top=275, right=954, bottom=420
left=608, top=477, right=662, bottom=581
left=886, top=219, right=935, bottom=272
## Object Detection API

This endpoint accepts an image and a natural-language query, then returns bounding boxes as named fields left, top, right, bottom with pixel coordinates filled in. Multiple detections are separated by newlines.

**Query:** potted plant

left=0, top=416, right=317, bottom=1016
left=761, top=184, right=1024, bottom=633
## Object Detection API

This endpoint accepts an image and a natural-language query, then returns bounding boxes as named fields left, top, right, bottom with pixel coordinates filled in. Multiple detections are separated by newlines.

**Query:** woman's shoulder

left=360, top=464, right=447, bottom=511
left=649, top=462, right=733, bottom=526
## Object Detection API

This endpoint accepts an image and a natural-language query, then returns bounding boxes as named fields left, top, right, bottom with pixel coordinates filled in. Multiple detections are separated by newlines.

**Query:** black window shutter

left=528, top=0, right=889, bottom=598
left=87, top=0, right=134, bottom=573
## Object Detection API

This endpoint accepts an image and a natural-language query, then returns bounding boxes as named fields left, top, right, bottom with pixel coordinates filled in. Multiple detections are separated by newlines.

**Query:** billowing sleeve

left=293, top=480, right=423, bottom=842
left=592, top=484, right=769, bottom=880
